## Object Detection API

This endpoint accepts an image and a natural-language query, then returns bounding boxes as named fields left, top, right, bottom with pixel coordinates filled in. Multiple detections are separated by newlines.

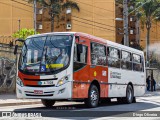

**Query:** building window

left=37, top=8, right=43, bottom=14
left=37, top=23, right=43, bottom=29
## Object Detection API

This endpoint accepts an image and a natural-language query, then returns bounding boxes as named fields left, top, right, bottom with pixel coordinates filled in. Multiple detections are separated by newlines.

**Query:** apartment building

left=36, top=0, right=116, bottom=42
left=0, top=0, right=33, bottom=44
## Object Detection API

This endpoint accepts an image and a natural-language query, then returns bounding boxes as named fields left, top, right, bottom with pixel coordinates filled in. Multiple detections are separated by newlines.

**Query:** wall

left=0, top=44, right=18, bottom=93
left=72, top=0, right=116, bottom=42
left=0, top=0, right=33, bottom=44
left=37, top=0, right=116, bottom=42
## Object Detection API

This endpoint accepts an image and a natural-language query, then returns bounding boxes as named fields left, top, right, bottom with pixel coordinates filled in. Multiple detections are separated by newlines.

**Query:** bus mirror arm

left=14, top=38, right=25, bottom=55
left=15, top=38, right=25, bottom=43
left=14, top=45, right=18, bottom=55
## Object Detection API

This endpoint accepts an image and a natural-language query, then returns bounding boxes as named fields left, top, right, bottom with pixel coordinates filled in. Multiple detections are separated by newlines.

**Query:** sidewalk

left=143, top=90, right=160, bottom=97
left=0, top=94, right=41, bottom=107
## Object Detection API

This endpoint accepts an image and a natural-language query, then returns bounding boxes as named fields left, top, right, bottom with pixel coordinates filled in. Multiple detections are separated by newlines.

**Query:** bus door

left=90, top=42, right=108, bottom=97
left=72, top=36, right=90, bottom=98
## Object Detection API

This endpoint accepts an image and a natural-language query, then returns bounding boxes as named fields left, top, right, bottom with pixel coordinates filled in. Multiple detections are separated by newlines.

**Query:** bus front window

left=18, top=35, right=73, bottom=74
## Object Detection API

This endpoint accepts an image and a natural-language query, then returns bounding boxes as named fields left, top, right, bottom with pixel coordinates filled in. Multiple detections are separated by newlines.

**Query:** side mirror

left=14, top=45, right=18, bottom=55
left=77, top=44, right=83, bottom=54
left=14, top=38, right=25, bottom=55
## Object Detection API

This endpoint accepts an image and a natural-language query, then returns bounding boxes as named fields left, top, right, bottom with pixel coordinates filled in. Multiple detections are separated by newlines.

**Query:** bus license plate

left=38, top=80, right=54, bottom=85
left=34, top=90, right=43, bottom=95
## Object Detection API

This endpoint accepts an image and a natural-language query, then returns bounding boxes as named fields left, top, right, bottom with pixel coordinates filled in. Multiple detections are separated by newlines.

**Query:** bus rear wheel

left=124, top=85, right=133, bottom=104
left=41, top=99, right=55, bottom=107
left=85, top=85, right=99, bottom=108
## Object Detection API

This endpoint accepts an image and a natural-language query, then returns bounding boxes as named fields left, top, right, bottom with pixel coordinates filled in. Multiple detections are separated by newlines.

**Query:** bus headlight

left=56, top=76, right=69, bottom=87
left=16, top=77, right=24, bottom=87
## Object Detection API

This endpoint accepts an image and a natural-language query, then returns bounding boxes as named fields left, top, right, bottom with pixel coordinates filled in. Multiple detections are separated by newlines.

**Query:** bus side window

left=74, top=44, right=88, bottom=63
left=132, top=54, right=142, bottom=72
left=121, top=51, right=132, bottom=70
left=141, top=56, right=144, bottom=72
left=91, top=42, right=106, bottom=66
left=107, top=47, right=120, bottom=68
left=73, top=44, right=88, bottom=72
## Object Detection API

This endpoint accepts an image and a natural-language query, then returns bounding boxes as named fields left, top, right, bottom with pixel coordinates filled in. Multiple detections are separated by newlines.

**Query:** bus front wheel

left=41, top=99, right=55, bottom=107
left=85, top=85, right=99, bottom=108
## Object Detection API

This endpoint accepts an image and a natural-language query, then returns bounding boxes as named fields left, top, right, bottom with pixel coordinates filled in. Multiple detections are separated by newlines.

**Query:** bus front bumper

left=16, top=82, right=72, bottom=99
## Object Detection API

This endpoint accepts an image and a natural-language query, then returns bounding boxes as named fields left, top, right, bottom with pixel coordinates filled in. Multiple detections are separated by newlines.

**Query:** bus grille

left=26, top=94, right=53, bottom=97
left=25, top=85, right=55, bottom=87
left=23, top=78, right=58, bottom=81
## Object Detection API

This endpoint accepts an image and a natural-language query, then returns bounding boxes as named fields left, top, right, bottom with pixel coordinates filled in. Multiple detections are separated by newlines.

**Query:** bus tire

left=85, top=85, right=99, bottom=108
left=124, top=85, right=133, bottom=104
left=133, top=97, right=136, bottom=103
left=41, top=99, right=55, bottom=107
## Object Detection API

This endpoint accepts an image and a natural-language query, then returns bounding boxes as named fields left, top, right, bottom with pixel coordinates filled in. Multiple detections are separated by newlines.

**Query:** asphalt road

left=0, top=96, right=160, bottom=120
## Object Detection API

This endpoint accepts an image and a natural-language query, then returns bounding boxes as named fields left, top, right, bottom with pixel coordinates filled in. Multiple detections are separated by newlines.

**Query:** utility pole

left=18, top=19, right=21, bottom=31
left=123, top=0, right=129, bottom=46
left=34, top=0, right=37, bottom=34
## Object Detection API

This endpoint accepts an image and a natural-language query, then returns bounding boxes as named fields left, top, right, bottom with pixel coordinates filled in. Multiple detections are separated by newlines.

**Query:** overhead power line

left=73, top=19, right=115, bottom=32
left=73, top=23, right=115, bottom=35
left=72, top=15, right=115, bottom=28
left=0, top=1, right=32, bottom=13
left=11, top=0, right=32, bottom=7
left=74, top=0, right=114, bottom=13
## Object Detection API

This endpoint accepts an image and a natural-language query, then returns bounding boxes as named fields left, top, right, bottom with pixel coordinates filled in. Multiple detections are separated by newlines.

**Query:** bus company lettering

left=110, top=71, right=121, bottom=79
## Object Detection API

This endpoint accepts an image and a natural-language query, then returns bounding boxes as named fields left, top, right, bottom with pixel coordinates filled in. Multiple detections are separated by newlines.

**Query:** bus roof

left=27, top=32, right=144, bottom=55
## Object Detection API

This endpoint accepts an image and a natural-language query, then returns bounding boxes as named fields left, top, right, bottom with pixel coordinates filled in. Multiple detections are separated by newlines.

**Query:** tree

left=133, top=0, right=160, bottom=67
left=12, top=28, right=39, bottom=40
left=29, top=0, right=80, bottom=32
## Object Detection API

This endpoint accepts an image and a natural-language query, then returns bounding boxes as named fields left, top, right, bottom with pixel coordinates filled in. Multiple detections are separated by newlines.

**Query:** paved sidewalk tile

left=0, top=94, right=41, bottom=107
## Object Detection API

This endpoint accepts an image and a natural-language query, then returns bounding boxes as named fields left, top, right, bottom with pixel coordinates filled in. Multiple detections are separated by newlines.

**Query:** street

left=1, top=95, right=160, bottom=120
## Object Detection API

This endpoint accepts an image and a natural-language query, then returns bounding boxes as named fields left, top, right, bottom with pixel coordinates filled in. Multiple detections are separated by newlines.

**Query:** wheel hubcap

left=91, top=90, right=98, bottom=103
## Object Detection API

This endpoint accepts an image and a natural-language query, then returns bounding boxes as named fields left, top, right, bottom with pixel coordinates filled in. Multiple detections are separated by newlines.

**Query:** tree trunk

left=51, top=16, right=54, bottom=32
left=146, top=27, right=150, bottom=67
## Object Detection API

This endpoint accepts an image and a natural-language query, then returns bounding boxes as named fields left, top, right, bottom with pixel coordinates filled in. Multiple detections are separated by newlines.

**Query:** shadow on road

left=13, top=100, right=160, bottom=118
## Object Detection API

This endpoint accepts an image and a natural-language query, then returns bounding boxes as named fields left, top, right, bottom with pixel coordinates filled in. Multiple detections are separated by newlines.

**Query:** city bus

left=15, top=32, right=146, bottom=108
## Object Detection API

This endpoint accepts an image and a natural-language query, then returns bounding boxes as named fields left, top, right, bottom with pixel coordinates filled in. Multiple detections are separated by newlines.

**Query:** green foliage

left=12, top=28, right=38, bottom=40
left=134, top=0, right=160, bottom=29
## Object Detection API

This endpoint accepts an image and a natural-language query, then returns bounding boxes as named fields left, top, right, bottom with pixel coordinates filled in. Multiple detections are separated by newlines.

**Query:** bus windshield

left=18, top=35, right=73, bottom=74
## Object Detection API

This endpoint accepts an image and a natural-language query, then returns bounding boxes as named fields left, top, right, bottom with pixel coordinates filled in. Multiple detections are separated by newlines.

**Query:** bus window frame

left=74, top=43, right=88, bottom=64
left=107, top=46, right=121, bottom=69
left=90, top=41, right=107, bottom=67
left=132, top=53, right=143, bottom=72
left=121, top=50, right=132, bottom=70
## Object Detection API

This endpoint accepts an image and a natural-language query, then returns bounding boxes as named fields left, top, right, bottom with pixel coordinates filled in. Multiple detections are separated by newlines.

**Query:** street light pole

left=34, top=0, right=37, bottom=34
left=123, top=0, right=129, bottom=46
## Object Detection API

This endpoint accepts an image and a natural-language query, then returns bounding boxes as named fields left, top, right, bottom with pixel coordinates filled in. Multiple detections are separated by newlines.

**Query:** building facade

left=0, top=0, right=33, bottom=44
left=36, top=0, right=116, bottom=42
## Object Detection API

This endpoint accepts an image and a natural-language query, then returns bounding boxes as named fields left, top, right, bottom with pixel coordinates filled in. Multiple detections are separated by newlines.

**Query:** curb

left=0, top=101, right=41, bottom=107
